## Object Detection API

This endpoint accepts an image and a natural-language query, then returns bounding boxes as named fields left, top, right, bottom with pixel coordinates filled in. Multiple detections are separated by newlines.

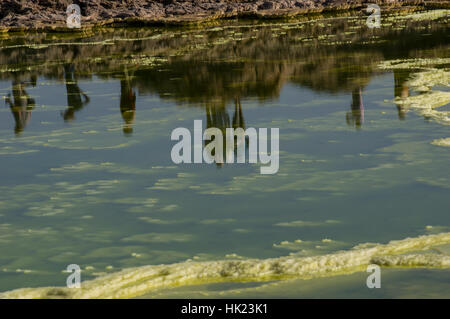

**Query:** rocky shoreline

left=0, top=0, right=448, bottom=32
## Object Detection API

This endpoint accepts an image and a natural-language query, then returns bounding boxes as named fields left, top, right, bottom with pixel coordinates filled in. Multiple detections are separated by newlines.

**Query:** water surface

left=0, top=11, right=449, bottom=297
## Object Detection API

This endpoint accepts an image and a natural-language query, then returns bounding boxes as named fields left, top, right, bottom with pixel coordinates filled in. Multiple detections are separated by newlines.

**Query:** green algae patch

left=378, top=58, right=450, bottom=70
left=379, top=59, right=450, bottom=127
left=395, top=9, right=450, bottom=21
left=431, top=138, right=450, bottom=147
left=275, top=220, right=341, bottom=227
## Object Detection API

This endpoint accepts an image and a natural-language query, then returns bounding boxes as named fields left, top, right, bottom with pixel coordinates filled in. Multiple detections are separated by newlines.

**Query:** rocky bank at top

left=0, top=0, right=448, bottom=30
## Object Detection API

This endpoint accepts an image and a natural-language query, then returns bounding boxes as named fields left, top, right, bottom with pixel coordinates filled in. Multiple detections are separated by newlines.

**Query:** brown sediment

left=0, top=0, right=449, bottom=32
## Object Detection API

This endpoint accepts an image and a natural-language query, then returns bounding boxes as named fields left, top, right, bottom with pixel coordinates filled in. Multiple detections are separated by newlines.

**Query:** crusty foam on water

left=1, top=232, right=449, bottom=299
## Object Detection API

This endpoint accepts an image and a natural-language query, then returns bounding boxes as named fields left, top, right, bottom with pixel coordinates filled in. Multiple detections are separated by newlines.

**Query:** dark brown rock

left=0, top=0, right=448, bottom=31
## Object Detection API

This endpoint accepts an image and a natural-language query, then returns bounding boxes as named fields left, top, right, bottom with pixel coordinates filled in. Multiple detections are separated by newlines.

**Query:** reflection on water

left=205, top=98, right=247, bottom=167
left=346, top=87, right=365, bottom=129
left=63, top=64, right=90, bottom=122
left=0, top=13, right=447, bottom=136
left=393, top=69, right=411, bottom=120
left=0, top=11, right=449, bottom=297
left=5, top=78, right=36, bottom=135
left=120, top=69, right=136, bottom=136
left=2, top=65, right=416, bottom=136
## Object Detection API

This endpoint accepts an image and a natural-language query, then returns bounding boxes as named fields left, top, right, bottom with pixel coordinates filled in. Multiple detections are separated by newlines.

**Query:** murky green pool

left=0, top=10, right=449, bottom=298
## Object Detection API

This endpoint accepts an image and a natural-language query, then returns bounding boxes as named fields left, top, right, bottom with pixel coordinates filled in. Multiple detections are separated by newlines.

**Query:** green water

left=0, top=11, right=449, bottom=298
